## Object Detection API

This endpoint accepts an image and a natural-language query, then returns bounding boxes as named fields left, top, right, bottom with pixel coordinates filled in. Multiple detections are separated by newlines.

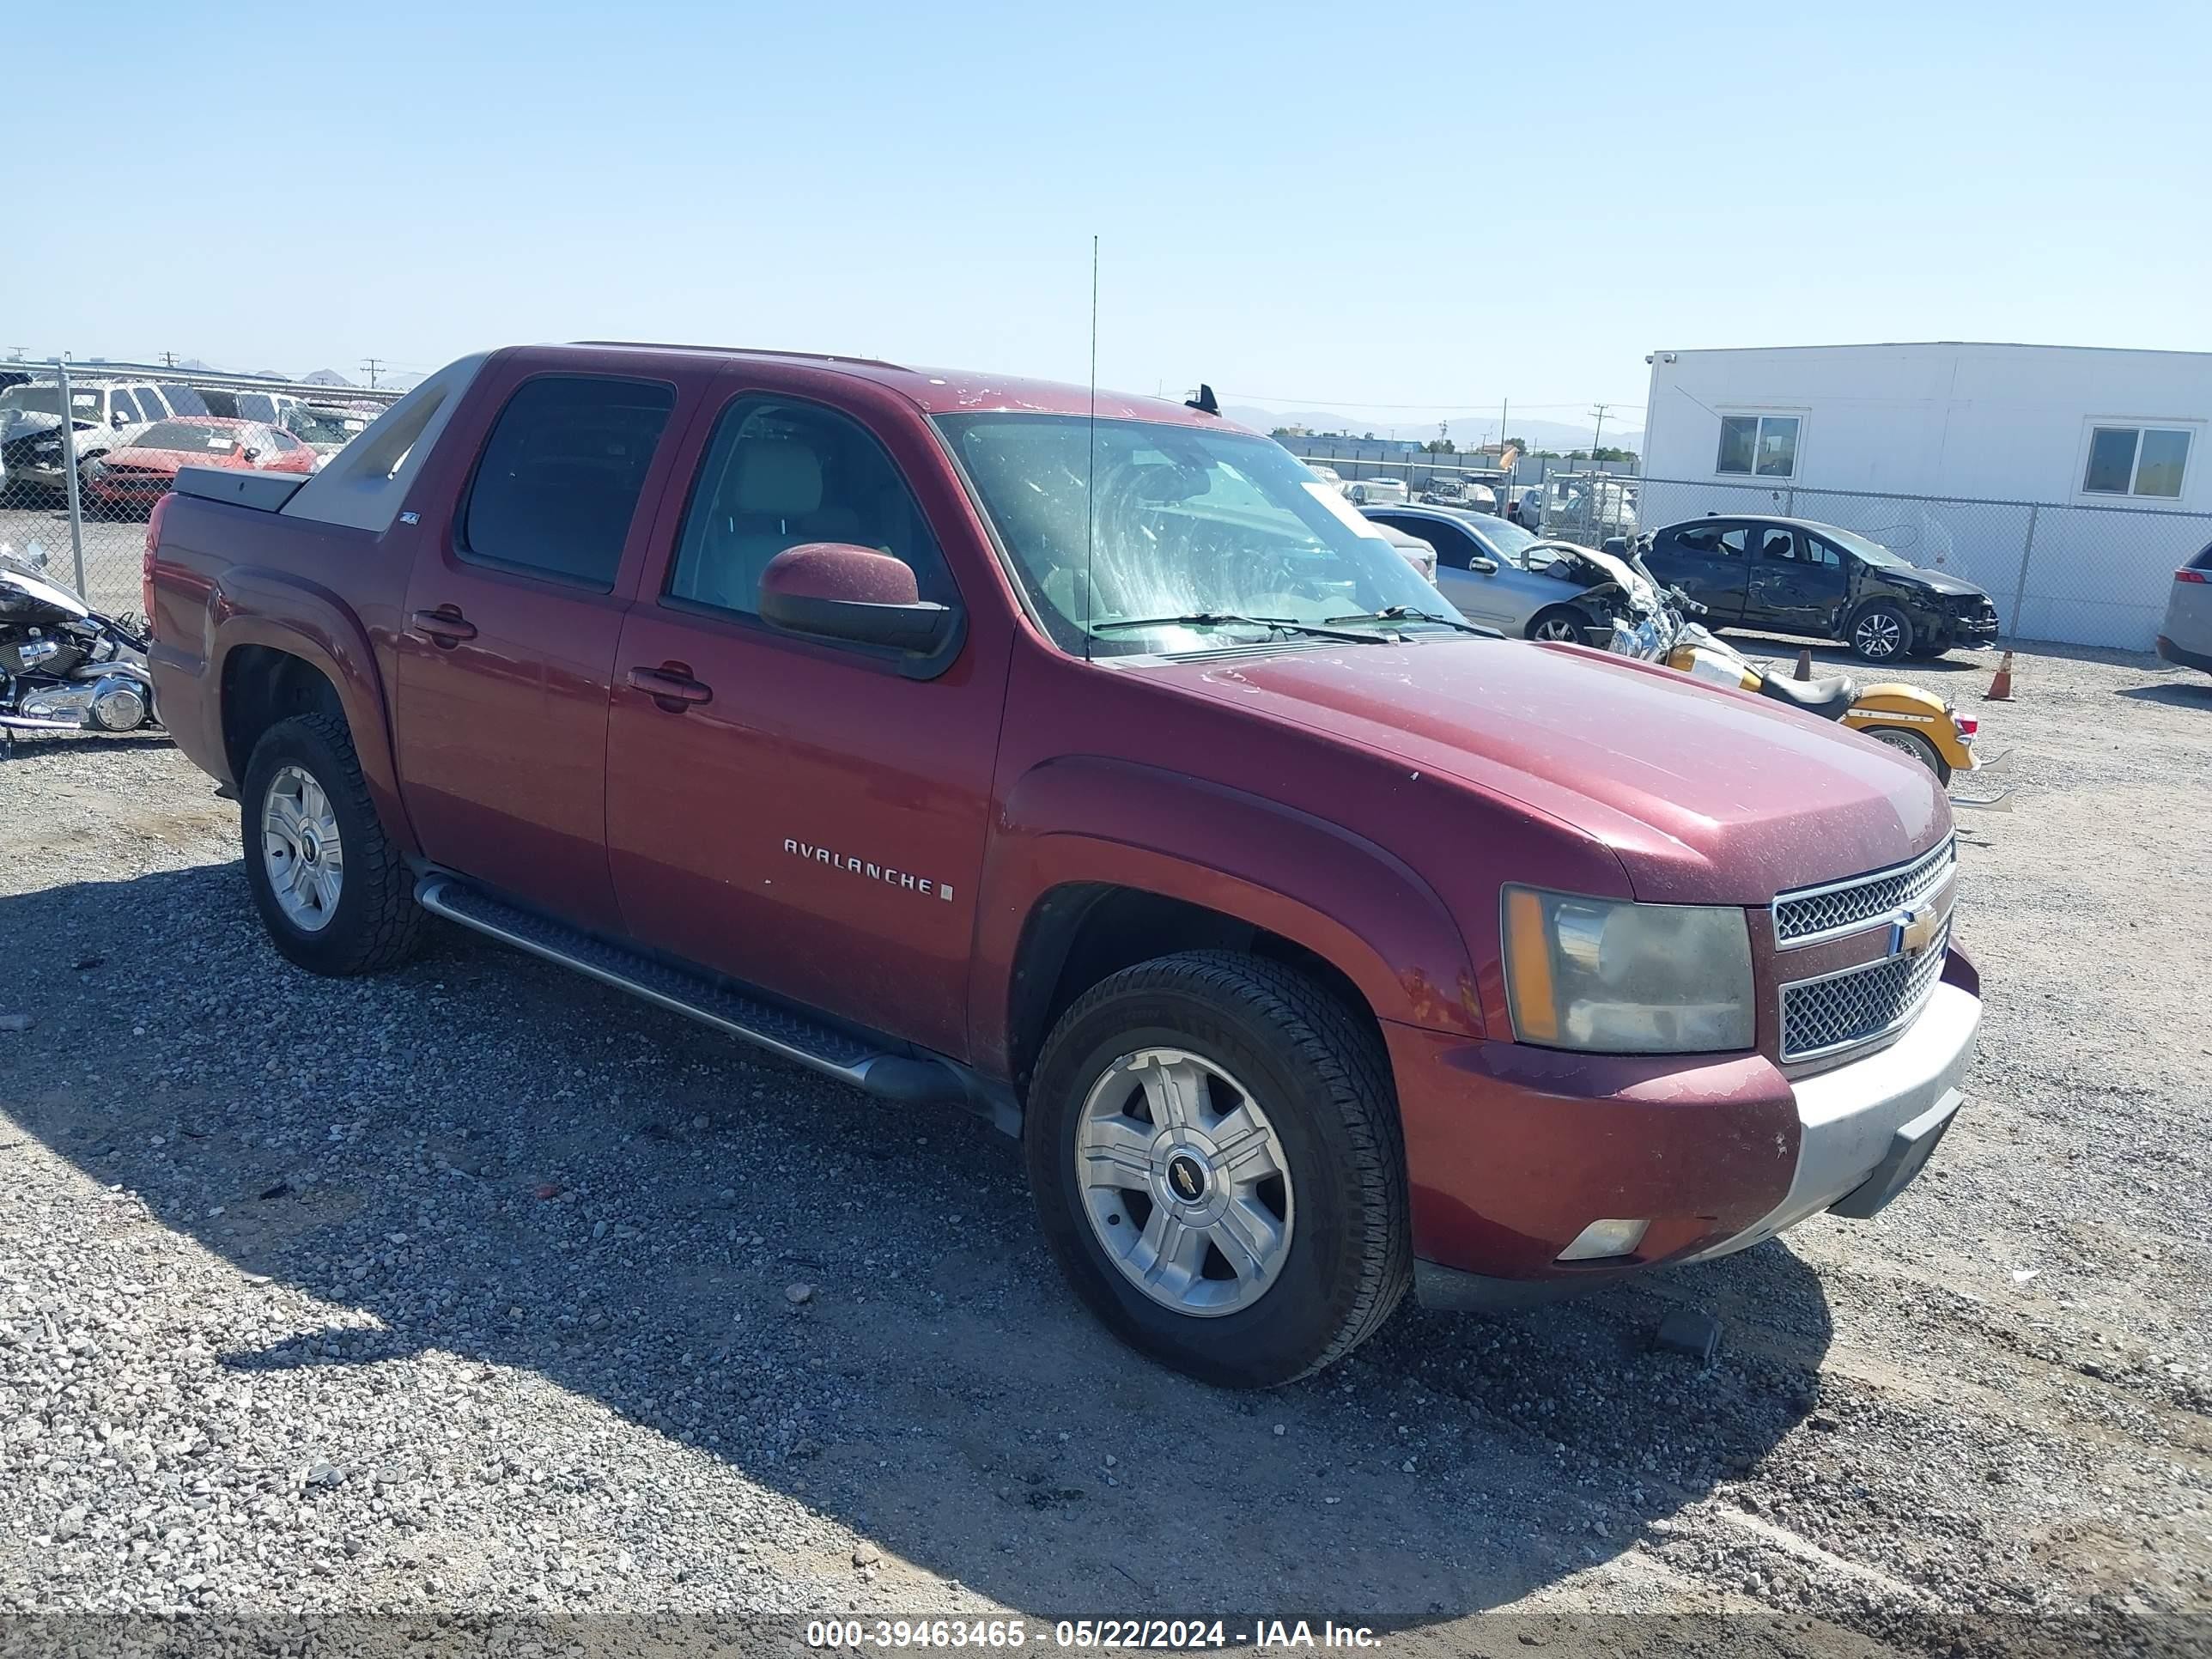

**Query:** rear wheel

left=1850, top=603, right=1911, bottom=662
left=1528, top=605, right=1591, bottom=644
left=1865, top=726, right=1951, bottom=785
left=1025, top=951, right=1409, bottom=1388
left=241, top=712, right=422, bottom=975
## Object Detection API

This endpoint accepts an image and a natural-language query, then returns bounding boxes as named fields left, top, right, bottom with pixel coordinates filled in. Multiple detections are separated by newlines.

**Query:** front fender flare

left=971, top=756, right=1483, bottom=1079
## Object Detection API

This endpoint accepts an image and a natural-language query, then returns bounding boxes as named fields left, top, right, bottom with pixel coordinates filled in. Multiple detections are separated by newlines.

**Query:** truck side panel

left=149, top=494, right=418, bottom=846
left=973, top=753, right=1484, bottom=1078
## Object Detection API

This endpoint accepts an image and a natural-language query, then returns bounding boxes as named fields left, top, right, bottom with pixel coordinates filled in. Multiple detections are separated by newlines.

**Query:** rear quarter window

left=459, top=375, right=677, bottom=590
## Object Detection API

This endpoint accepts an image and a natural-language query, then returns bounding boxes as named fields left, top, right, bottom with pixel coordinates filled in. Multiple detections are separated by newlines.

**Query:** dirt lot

left=1, top=641, right=2207, bottom=1656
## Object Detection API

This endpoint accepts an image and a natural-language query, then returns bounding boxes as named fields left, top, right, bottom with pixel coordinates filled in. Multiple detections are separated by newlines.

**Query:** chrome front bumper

left=1686, top=980, right=1981, bottom=1261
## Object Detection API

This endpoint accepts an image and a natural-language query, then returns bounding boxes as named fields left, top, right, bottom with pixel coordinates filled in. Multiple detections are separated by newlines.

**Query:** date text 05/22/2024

left=805, top=1620, right=1385, bottom=1650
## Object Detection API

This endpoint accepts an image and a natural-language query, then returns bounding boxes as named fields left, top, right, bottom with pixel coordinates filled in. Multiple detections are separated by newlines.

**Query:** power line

left=1226, top=391, right=1641, bottom=413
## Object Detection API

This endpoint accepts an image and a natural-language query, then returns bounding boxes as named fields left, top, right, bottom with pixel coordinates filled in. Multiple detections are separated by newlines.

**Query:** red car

left=84, top=417, right=315, bottom=514
left=143, top=344, right=1979, bottom=1388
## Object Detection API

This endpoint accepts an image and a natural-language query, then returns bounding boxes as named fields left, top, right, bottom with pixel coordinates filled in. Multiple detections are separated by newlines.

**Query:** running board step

left=415, top=876, right=967, bottom=1108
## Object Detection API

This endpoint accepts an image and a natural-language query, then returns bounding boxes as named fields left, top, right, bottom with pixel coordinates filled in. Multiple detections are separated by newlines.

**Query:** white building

left=1638, top=342, right=2212, bottom=649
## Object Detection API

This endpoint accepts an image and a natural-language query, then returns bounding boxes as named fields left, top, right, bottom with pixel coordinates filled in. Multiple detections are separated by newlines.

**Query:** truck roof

left=563, top=342, right=1242, bottom=429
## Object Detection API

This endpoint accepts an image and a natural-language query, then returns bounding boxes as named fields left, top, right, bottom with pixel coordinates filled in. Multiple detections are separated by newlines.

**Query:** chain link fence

left=0, top=361, right=401, bottom=617
left=1634, top=477, right=2211, bottom=653
left=8, top=365, right=2201, bottom=653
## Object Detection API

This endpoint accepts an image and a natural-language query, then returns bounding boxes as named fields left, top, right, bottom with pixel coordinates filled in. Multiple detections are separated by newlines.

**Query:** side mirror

left=1468, top=556, right=1499, bottom=574
left=241, top=447, right=261, bottom=463
left=758, top=543, right=958, bottom=657
left=112, top=411, right=129, bottom=428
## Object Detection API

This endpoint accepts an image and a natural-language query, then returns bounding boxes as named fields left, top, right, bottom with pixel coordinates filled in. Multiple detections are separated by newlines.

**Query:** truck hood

left=1152, top=639, right=1949, bottom=904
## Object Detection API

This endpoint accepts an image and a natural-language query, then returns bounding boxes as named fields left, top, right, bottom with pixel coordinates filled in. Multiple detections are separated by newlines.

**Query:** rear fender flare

left=974, top=757, right=1484, bottom=1078
left=209, top=568, right=417, bottom=856
left=1846, top=683, right=1974, bottom=769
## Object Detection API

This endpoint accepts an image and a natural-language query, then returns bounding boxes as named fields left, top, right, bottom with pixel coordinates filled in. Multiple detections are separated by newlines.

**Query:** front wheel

left=241, top=712, right=423, bottom=976
left=1865, top=726, right=1952, bottom=785
left=1527, top=605, right=1591, bottom=644
left=1850, top=603, right=1911, bottom=662
left=1025, top=951, right=1409, bottom=1388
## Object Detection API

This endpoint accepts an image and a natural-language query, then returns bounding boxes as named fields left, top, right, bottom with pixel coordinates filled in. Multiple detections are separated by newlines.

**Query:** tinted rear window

left=460, top=376, right=675, bottom=589
left=161, top=385, right=210, bottom=416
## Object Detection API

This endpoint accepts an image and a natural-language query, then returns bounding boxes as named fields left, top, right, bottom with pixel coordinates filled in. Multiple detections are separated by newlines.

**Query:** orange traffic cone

left=1985, top=650, right=2015, bottom=702
left=1794, top=648, right=1814, bottom=682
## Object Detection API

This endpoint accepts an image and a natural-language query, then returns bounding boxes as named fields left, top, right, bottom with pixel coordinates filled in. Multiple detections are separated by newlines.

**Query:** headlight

left=1501, top=886, right=1754, bottom=1053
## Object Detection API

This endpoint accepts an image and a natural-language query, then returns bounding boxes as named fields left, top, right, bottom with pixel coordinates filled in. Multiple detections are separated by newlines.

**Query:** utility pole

left=8, top=346, right=27, bottom=362
left=160, top=351, right=178, bottom=368
left=361, top=357, right=383, bottom=390
left=1588, top=403, right=1611, bottom=464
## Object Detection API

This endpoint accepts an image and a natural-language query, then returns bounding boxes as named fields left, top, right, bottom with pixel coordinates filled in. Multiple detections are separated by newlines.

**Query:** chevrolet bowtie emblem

left=1892, top=905, right=1941, bottom=957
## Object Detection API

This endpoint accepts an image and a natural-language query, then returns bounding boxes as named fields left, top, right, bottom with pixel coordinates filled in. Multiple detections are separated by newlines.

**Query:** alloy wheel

left=1855, top=611, right=1904, bottom=659
left=1073, top=1048, right=1294, bottom=1317
left=261, top=763, right=344, bottom=932
left=1533, top=615, right=1582, bottom=641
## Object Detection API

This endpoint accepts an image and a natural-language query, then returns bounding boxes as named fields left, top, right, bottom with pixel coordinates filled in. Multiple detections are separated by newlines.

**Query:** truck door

left=603, top=376, right=1009, bottom=1060
left=392, top=368, right=690, bottom=933
left=1747, top=526, right=1849, bottom=638
left=1649, top=520, right=1751, bottom=623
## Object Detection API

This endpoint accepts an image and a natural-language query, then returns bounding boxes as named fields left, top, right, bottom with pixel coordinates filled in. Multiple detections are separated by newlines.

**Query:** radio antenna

left=1083, top=234, right=1098, bottom=663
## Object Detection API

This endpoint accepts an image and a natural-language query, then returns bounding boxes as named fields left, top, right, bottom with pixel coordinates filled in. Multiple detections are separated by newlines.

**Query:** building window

left=1717, top=414, right=1799, bottom=478
left=2081, top=424, right=2192, bottom=499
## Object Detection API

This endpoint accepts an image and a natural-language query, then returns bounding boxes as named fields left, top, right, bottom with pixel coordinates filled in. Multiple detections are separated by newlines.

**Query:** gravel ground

left=1, top=641, right=2207, bottom=1656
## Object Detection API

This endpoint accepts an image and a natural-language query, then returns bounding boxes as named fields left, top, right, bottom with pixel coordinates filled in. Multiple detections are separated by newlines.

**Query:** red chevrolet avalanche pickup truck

left=144, top=343, right=1980, bottom=1387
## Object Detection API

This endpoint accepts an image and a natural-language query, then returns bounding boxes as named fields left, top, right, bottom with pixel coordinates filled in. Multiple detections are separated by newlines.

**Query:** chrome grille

left=1781, top=920, right=1950, bottom=1060
left=1773, top=836, right=1954, bottom=946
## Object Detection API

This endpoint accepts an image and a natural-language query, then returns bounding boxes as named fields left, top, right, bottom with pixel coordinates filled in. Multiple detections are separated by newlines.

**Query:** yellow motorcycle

left=1665, top=622, right=1989, bottom=782
left=1579, top=545, right=2009, bottom=805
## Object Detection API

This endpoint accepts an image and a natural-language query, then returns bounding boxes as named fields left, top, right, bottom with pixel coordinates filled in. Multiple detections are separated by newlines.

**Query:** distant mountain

left=301, top=368, right=353, bottom=386
left=1227, top=404, right=1642, bottom=456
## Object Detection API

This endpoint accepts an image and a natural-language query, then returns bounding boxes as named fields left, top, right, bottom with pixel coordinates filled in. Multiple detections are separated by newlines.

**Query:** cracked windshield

left=938, top=414, right=1466, bottom=656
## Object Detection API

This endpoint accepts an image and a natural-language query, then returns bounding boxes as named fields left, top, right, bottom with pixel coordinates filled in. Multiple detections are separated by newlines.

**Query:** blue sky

left=9, top=1, right=2209, bottom=440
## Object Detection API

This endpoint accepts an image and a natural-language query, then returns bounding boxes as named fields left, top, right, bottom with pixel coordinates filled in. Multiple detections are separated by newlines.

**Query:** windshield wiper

left=1088, top=612, right=1389, bottom=645
left=1324, top=605, right=1502, bottom=638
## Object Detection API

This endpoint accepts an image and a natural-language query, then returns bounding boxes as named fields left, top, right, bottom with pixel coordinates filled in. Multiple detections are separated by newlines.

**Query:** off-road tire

left=1527, top=604, right=1592, bottom=645
left=1849, top=602, right=1912, bottom=662
left=241, top=712, right=422, bottom=976
left=1025, top=951, right=1410, bottom=1388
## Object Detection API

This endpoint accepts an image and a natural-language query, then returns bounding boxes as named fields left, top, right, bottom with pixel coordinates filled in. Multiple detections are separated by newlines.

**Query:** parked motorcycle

left=0, top=541, right=161, bottom=752
left=1576, top=543, right=2009, bottom=805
